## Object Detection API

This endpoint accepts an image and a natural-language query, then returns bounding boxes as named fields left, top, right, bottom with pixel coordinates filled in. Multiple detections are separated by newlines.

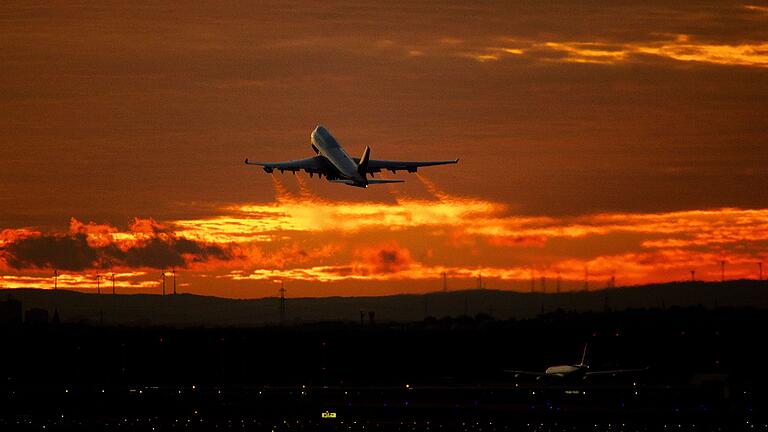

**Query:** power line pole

left=161, top=271, right=166, bottom=296
left=111, top=272, right=115, bottom=295
left=690, top=269, right=695, bottom=282
left=172, top=268, right=177, bottom=295
left=279, top=281, right=286, bottom=324
left=583, top=266, right=589, bottom=292
left=53, top=269, right=58, bottom=291
left=759, top=262, right=763, bottom=281
left=720, top=260, right=726, bottom=282
left=96, top=272, right=101, bottom=295
left=442, top=272, right=447, bottom=292
left=530, top=269, right=535, bottom=293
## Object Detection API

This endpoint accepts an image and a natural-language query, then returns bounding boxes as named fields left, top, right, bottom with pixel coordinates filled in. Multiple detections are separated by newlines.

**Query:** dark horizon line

left=2, top=278, right=766, bottom=301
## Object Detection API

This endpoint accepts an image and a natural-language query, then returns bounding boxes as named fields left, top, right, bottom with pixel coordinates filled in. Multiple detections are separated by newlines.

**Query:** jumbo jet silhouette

left=245, top=125, right=458, bottom=188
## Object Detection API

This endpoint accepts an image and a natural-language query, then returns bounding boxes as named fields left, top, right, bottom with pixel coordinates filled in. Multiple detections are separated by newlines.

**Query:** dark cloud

left=2, top=233, right=98, bottom=271
left=122, top=237, right=233, bottom=269
left=358, top=244, right=414, bottom=274
left=1, top=232, right=237, bottom=271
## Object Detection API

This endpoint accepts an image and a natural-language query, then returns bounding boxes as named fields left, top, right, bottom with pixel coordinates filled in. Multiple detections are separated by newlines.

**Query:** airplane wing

left=584, top=366, right=650, bottom=377
left=353, top=158, right=459, bottom=174
left=244, top=156, right=329, bottom=174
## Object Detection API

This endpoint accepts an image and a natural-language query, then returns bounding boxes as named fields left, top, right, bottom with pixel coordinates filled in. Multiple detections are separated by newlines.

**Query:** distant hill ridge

left=2, top=280, right=767, bottom=326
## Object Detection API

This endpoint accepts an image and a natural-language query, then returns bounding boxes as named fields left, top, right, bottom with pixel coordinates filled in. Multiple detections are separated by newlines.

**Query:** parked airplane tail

left=579, top=343, right=589, bottom=366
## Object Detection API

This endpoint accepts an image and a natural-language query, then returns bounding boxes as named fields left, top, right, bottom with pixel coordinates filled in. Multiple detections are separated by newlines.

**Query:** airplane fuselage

left=311, top=126, right=367, bottom=185
left=545, top=364, right=587, bottom=377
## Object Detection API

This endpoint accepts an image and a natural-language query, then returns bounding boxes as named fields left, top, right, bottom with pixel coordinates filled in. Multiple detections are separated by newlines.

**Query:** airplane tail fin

left=357, top=146, right=371, bottom=176
left=579, top=343, right=588, bottom=366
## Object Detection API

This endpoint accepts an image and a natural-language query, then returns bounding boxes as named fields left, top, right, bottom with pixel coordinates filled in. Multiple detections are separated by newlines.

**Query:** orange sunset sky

left=2, top=1, right=768, bottom=297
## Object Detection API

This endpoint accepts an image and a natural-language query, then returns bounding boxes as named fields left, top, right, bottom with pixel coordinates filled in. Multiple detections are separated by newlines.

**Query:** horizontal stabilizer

left=328, top=179, right=405, bottom=187
left=367, top=179, right=404, bottom=184
left=504, top=370, right=546, bottom=377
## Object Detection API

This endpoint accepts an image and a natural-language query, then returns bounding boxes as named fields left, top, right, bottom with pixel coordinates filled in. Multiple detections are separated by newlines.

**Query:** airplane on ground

left=244, top=125, right=459, bottom=188
left=505, top=344, right=649, bottom=380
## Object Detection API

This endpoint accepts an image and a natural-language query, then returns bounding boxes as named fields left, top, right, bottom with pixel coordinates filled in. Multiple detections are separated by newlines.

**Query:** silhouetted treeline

left=2, top=279, right=768, bottom=326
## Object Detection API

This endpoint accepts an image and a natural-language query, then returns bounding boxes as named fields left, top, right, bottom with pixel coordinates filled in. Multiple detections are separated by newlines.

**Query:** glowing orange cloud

left=0, top=271, right=155, bottom=291
left=173, top=176, right=505, bottom=242
left=459, top=35, right=768, bottom=68
left=4, top=174, right=768, bottom=295
left=744, top=5, right=768, bottom=14
left=177, top=174, right=768, bottom=291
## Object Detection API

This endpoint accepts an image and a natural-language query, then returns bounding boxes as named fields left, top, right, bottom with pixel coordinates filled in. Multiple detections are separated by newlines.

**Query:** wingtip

left=244, top=158, right=249, bottom=164
left=454, top=158, right=460, bottom=163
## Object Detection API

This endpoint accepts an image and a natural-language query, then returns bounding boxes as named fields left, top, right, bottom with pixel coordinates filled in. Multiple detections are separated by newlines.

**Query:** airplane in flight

left=244, top=125, right=459, bottom=187
left=505, top=344, right=649, bottom=380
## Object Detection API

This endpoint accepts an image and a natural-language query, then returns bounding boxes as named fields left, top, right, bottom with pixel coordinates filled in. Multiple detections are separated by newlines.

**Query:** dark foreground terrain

left=1, top=305, right=767, bottom=430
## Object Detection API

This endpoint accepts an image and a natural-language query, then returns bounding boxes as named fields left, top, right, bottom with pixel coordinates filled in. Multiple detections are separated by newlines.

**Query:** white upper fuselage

left=311, top=125, right=365, bottom=183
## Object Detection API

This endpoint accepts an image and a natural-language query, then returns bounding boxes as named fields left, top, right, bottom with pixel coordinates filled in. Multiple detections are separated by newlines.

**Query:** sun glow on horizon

left=2, top=174, right=768, bottom=297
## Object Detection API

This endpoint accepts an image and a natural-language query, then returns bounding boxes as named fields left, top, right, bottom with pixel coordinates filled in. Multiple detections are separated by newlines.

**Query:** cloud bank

left=1, top=218, right=238, bottom=271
